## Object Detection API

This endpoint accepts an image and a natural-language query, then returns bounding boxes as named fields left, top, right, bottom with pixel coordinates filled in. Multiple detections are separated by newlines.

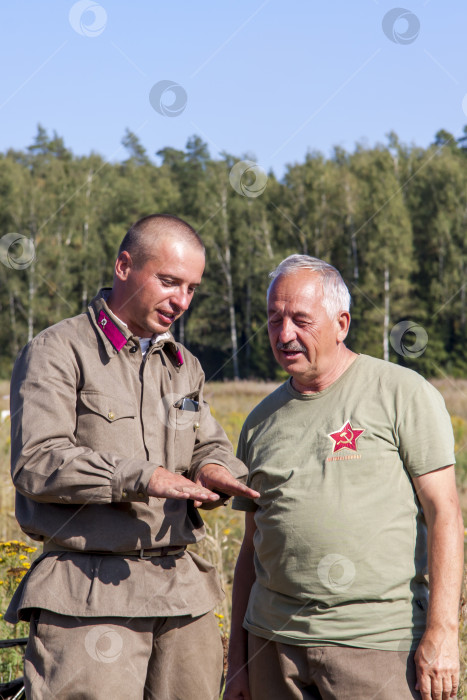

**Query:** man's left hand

left=194, top=464, right=259, bottom=508
left=414, top=628, right=459, bottom=700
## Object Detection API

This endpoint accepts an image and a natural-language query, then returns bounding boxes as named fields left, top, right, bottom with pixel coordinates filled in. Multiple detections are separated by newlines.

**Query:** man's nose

left=172, top=287, right=191, bottom=312
left=278, top=318, right=296, bottom=343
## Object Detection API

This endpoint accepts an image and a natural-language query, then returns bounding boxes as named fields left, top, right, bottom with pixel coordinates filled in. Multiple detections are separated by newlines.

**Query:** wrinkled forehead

left=267, top=272, right=325, bottom=311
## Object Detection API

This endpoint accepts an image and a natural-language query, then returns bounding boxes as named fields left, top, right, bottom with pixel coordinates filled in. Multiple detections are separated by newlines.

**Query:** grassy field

left=0, top=377, right=466, bottom=694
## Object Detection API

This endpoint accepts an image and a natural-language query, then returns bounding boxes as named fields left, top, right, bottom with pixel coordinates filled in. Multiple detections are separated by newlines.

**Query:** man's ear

left=336, top=311, right=351, bottom=342
left=114, top=251, right=132, bottom=281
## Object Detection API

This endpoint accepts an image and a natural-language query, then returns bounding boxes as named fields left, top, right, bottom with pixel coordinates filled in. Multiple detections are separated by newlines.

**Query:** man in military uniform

left=7, top=214, right=258, bottom=700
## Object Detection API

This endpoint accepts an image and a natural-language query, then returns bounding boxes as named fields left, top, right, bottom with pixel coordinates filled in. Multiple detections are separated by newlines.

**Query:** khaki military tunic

left=6, top=290, right=247, bottom=622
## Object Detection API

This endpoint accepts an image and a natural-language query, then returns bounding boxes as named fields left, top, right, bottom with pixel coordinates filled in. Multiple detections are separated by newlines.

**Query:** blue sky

left=1, top=1, right=467, bottom=178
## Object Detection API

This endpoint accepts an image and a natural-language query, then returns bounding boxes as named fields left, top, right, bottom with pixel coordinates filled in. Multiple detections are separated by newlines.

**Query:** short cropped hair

left=118, top=214, right=204, bottom=268
left=268, top=254, right=351, bottom=320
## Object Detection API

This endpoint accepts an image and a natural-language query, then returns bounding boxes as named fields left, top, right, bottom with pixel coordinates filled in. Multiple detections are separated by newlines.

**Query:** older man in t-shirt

left=225, top=255, right=463, bottom=700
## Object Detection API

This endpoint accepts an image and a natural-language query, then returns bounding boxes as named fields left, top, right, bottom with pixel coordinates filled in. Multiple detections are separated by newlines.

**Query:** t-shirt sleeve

left=397, top=378, right=455, bottom=478
left=232, top=425, right=258, bottom=512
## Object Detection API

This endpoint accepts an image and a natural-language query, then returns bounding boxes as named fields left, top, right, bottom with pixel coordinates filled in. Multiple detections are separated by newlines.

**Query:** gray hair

left=268, top=255, right=351, bottom=319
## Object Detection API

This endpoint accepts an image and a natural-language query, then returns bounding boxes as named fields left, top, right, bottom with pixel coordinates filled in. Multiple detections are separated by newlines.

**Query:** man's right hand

left=223, top=666, right=251, bottom=700
left=147, top=466, right=221, bottom=502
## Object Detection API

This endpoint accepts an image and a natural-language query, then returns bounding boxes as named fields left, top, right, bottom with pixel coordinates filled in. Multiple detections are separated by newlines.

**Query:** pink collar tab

left=97, top=310, right=127, bottom=352
left=175, top=348, right=184, bottom=367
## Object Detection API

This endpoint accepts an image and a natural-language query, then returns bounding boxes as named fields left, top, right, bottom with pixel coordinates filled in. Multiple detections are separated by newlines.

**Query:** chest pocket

left=172, top=392, right=199, bottom=473
left=76, top=391, right=138, bottom=457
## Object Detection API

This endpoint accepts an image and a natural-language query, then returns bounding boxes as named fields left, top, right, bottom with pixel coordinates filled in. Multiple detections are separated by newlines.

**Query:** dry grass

left=431, top=378, right=467, bottom=422
left=203, top=380, right=279, bottom=452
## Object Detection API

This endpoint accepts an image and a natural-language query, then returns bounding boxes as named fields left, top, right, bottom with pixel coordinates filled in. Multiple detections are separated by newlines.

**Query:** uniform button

left=122, top=489, right=128, bottom=498
left=193, top=422, right=200, bottom=430
left=108, top=411, right=115, bottom=420
left=130, top=346, right=138, bottom=354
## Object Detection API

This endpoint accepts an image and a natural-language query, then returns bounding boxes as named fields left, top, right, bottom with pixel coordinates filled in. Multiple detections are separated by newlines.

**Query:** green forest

left=0, top=125, right=466, bottom=380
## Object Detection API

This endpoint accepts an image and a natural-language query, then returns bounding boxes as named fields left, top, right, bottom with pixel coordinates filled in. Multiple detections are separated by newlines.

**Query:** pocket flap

left=79, top=392, right=137, bottom=422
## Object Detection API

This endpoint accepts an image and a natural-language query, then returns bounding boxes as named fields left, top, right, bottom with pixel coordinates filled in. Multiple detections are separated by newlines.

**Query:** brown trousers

left=24, top=609, right=223, bottom=700
left=248, top=633, right=421, bottom=700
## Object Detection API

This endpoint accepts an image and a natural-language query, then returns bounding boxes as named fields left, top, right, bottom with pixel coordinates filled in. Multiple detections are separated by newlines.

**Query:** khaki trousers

left=248, top=633, right=421, bottom=700
left=24, top=609, right=223, bottom=700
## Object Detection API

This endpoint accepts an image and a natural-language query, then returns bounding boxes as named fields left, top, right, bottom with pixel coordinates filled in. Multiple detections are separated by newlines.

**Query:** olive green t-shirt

left=233, top=355, right=455, bottom=650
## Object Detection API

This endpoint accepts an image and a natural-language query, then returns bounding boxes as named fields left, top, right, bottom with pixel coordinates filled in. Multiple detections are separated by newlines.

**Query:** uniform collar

left=147, top=331, right=184, bottom=368
left=89, top=289, right=184, bottom=367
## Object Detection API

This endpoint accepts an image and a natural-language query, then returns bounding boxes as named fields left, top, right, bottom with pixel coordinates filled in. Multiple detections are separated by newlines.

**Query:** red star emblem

left=328, top=421, right=365, bottom=453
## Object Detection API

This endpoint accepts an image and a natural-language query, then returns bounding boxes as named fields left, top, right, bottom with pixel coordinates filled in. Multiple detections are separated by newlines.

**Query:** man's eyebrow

left=267, top=307, right=310, bottom=315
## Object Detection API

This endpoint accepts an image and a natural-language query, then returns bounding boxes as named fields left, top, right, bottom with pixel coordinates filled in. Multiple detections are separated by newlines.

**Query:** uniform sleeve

left=185, top=357, right=248, bottom=482
left=10, top=337, right=156, bottom=505
left=397, top=378, right=455, bottom=478
left=232, top=424, right=257, bottom=512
